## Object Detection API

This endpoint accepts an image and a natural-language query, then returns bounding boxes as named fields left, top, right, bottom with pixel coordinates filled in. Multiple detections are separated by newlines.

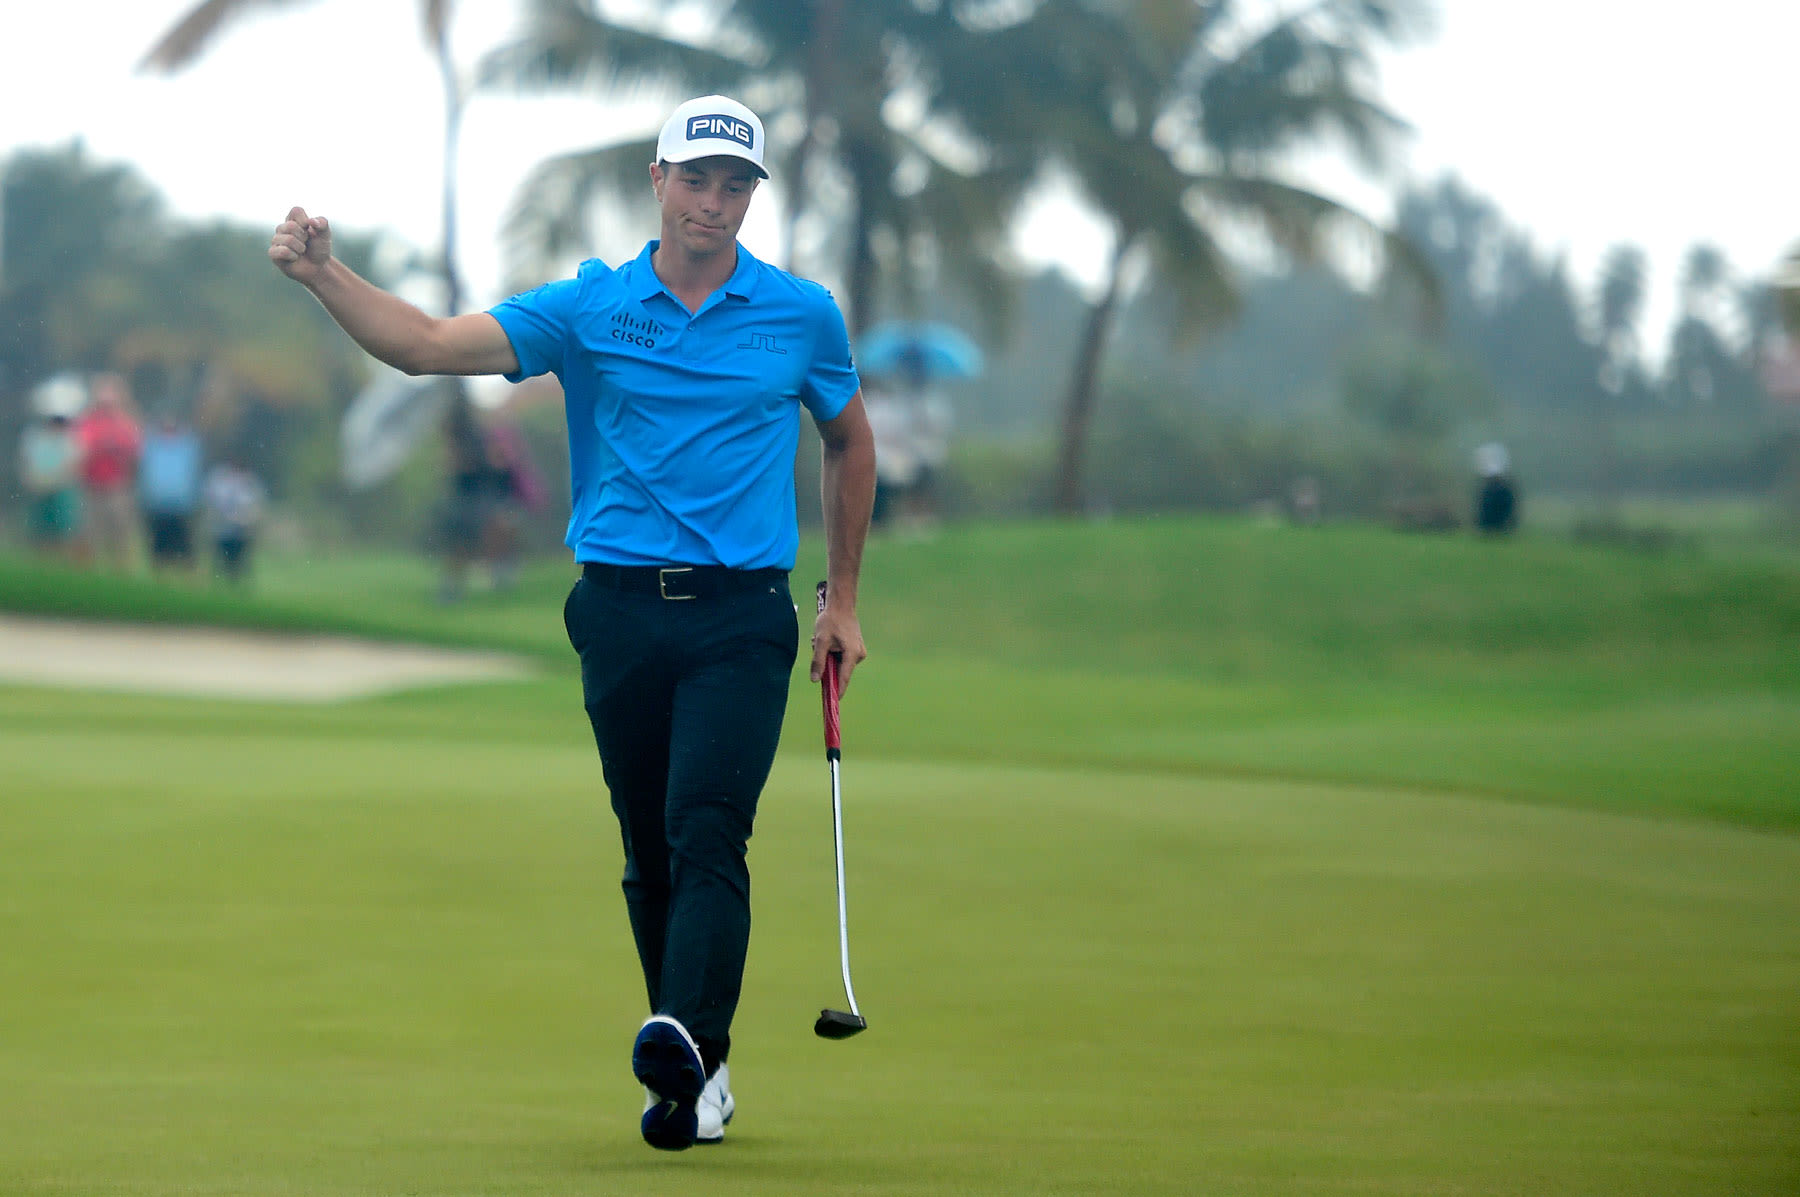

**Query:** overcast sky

left=4, top=0, right=1794, bottom=359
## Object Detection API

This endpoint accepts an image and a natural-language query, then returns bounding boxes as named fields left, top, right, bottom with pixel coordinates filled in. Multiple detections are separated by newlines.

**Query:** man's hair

left=658, top=157, right=759, bottom=182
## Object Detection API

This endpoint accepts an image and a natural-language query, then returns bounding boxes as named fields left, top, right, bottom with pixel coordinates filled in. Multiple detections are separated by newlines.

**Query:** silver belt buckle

left=658, top=567, right=696, bottom=600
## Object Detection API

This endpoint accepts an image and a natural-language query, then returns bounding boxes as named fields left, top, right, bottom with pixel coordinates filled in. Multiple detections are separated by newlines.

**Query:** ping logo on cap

left=687, top=114, right=755, bottom=150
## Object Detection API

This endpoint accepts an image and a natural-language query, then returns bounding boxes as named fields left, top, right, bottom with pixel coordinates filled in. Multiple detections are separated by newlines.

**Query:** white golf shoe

left=697, top=1063, right=734, bottom=1144
left=641, top=1062, right=733, bottom=1145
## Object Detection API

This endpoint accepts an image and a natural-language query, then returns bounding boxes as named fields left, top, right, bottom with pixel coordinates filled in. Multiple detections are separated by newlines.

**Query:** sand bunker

left=0, top=614, right=534, bottom=702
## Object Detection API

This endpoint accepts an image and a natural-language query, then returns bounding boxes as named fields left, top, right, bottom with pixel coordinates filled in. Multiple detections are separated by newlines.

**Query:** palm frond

left=138, top=0, right=324, bottom=73
left=884, top=149, right=1032, bottom=336
left=478, top=0, right=753, bottom=96
left=1189, top=11, right=1406, bottom=167
left=1322, top=0, right=1434, bottom=44
left=1190, top=173, right=1439, bottom=326
left=1148, top=215, right=1241, bottom=342
left=500, top=136, right=660, bottom=281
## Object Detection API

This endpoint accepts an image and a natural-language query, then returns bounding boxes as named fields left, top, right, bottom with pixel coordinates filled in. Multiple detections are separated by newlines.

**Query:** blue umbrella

left=856, top=321, right=985, bottom=382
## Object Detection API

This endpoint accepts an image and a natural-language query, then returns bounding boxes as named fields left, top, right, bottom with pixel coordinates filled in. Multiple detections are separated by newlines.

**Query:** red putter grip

left=822, top=655, right=842, bottom=754
left=816, top=581, right=842, bottom=755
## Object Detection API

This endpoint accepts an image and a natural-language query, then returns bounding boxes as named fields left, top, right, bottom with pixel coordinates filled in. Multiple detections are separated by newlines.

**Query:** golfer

left=269, top=94, right=875, bottom=1152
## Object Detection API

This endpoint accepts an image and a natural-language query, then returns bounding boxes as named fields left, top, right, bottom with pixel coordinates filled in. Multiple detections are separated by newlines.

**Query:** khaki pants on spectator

left=85, top=487, right=138, bottom=571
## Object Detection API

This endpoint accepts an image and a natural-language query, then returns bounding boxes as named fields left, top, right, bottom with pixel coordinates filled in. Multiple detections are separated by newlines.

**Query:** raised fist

left=268, top=206, right=333, bottom=284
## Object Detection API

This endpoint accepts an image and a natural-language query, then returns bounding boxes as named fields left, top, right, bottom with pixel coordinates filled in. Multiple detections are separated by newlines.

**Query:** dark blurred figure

left=19, top=390, right=85, bottom=560
left=437, top=412, right=546, bottom=602
left=479, top=418, right=548, bottom=591
left=139, top=412, right=204, bottom=575
left=864, top=346, right=952, bottom=533
left=1473, top=442, right=1519, bottom=536
left=436, top=397, right=492, bottom=603
left=1288, top=475, right=1322, bottom=525
left=74, top=373, right=144, bottom=571
left=863, top=379, right=913, bottom=530
left=892, top=344, right=952, bottom=528
left=204, top=455, right=267, bottom=584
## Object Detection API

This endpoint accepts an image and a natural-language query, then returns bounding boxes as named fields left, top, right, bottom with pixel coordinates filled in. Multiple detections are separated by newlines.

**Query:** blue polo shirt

left=489, top=241, right=860, bottom=570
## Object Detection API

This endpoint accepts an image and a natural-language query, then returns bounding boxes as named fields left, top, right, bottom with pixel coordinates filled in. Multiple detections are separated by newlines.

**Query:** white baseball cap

left=656, top=95, right=769, bottom=179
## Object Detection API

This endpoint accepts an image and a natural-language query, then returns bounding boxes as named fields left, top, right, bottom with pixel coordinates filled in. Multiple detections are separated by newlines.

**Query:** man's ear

left=649, top=161, right=665, bottom=201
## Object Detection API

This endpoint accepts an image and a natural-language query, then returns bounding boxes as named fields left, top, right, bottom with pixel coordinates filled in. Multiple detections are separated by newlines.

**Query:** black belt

left=580, top=562, right=787, bottom=601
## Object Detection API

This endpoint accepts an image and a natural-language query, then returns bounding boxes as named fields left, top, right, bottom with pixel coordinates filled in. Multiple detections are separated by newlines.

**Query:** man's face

left=652, top=156, right=760, bottom=257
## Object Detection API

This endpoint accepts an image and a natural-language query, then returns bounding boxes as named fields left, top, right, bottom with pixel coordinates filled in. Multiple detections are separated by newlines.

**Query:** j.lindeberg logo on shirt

left=611, top=310, right=666, bottom=349
left=737, top=333, right=787, bottom=354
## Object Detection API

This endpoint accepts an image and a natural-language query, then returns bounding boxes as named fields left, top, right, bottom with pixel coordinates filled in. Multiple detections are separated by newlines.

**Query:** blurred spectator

left=1473, top=442, right=1520, bottom=536
left=437, top=417, right=547, bottom=601
left=480, top=418, right=548, bottom=591
left=438, top=418, right=497, bottom=603
left=74, top=373, right=144, bottom=571
left=19, top=408, right=84, bottom=560
left=910, top=387, right=953, bottom=524
left=864, top=371, right=952, bottom=531
left=864, top=383, right=918, bottom=529
left=139, top=413, right=204, bottom=575
left=1288, top=475, right=1322, bottom=525
left=204, top=455, right=267, bottom=584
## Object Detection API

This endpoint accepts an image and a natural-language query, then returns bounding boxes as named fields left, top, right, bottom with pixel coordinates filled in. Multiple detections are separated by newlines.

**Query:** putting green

left=2, top=704, right=1795, bottom=1195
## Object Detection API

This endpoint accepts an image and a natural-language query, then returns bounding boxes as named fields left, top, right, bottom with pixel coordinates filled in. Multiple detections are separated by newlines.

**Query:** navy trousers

left=564, top=570, right=798, bottom=1073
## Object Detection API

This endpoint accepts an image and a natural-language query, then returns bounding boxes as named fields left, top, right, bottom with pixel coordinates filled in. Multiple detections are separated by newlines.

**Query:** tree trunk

left=1051, top=235, right=1133, bottom=516
left=430, top=7, right=482, bottom=470
left=844, top=142, right=879, bottom=337
left=783, top=0, right=843, bottom=273
left=432, top=10, right=465, bottom=319
left=782, top=129, right=816, bottom=275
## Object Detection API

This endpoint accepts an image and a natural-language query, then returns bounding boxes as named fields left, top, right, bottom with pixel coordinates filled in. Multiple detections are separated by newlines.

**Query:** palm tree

left=1666, top=244, right=1757, bottom=409
left=1778, top=246, right=1800, bottom=338
left=141, top=1, right=490, bottom=480
left=938, top=0, right=1431, bottom=513
left=1679, top=245, right=1728, bottom=318
left=484, top=2, right=1430, bottom=512
left=477, top=0, right=1034, bottom=335
left=1596, top=244, right=1646, bottom=395
left=1592, top=243, right=1649, bottom=503
left=142, top=2, right=470, bottom=312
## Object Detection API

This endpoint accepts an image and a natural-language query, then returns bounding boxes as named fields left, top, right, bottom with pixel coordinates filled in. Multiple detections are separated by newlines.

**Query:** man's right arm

left=270, top=206, right=518, bottom=378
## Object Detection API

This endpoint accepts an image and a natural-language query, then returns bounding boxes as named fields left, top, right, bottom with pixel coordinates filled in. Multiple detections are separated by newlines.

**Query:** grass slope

left=5, top=516, right=1794, bottom=828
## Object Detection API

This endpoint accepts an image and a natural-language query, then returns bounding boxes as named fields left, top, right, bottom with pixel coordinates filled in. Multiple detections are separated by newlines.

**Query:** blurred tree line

left=0, top=141, right=440, bottom=546
left=2, top=1, right=1793, bottom=548
left=962, top=175, right=1791, bottom=522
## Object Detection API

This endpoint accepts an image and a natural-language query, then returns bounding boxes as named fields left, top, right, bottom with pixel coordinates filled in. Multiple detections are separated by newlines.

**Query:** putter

left=814, top=581, right=867, bottom=1040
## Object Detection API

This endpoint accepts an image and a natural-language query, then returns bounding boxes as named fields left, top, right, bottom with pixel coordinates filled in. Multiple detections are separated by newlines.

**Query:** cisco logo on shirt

left=611, top=310, right=665, bottom=349
left=687, top=114, right=755, bottom=150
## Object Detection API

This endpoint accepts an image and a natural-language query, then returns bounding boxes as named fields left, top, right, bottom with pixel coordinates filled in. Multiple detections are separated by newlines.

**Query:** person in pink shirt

left=74, top=374, right=144, bottom=571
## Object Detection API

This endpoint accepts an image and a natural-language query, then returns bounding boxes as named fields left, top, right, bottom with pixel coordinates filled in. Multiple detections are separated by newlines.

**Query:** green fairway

left=2, top=703, right=1796, bottom=1195
left=1, top=516, right=1797, bottom=1193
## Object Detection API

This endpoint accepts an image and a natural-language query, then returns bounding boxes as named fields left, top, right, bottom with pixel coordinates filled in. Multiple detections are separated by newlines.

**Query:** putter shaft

left=829, top=756, right=862, bottom=1019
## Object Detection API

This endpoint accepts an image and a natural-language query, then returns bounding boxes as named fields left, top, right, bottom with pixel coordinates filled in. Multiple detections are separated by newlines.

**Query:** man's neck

left=651, top=240, right=738, bottom=313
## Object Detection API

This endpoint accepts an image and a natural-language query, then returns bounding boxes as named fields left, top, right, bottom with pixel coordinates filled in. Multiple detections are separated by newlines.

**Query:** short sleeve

left=800, top=288, right=861, bottom=422
left=488, top=278, right=582, bottom=383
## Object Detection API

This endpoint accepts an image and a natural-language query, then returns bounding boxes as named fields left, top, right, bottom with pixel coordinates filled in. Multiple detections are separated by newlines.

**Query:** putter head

left=814, top=1009, right=867, bottom=1039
